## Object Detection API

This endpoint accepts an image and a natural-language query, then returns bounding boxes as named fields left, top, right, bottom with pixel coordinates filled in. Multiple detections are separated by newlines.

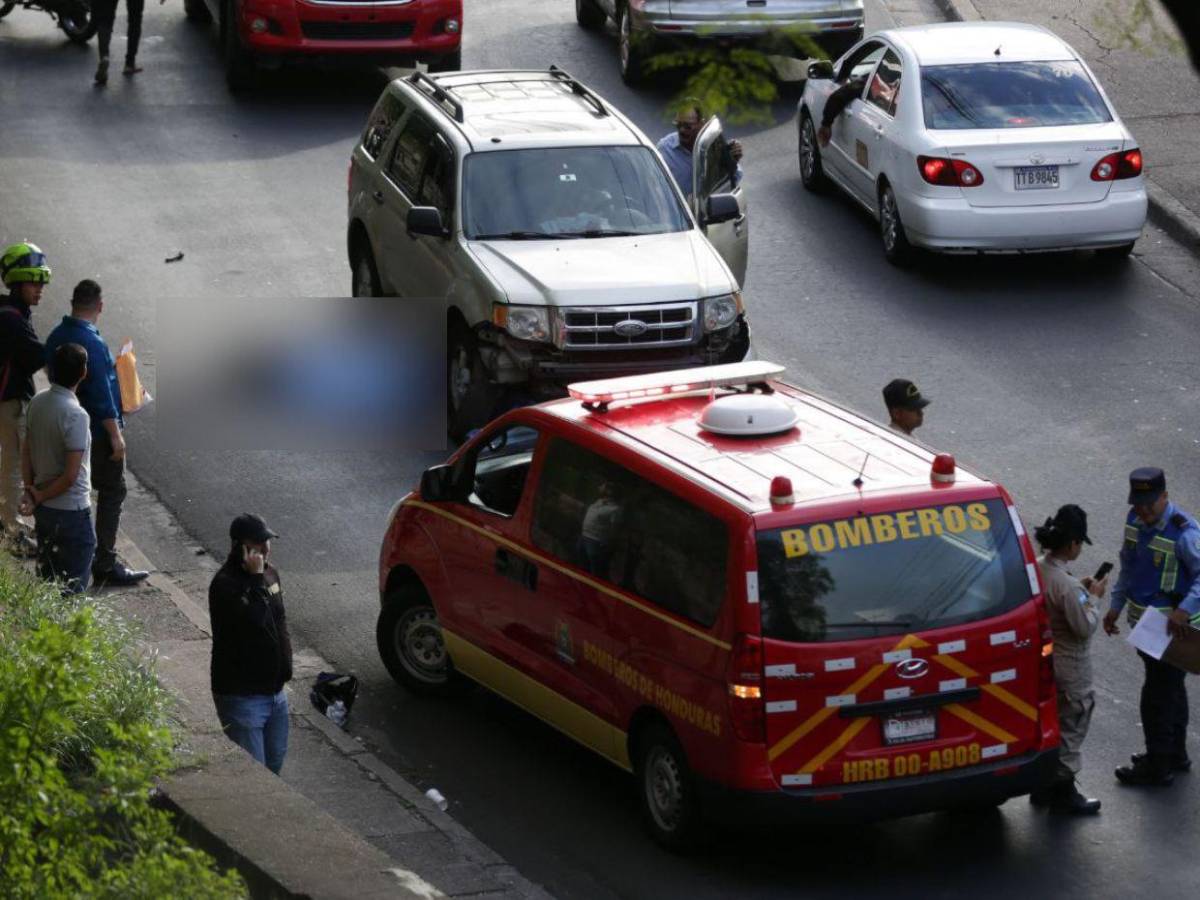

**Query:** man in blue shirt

left=1104, top=467, right=1200, bottom=786
left=45, top=280, right=147, bottom=587
left=656, top=100, right=743, bottom=202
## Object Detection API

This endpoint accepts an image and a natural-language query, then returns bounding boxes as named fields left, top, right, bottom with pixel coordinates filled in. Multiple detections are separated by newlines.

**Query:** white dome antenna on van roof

left=568, top=361, right=785, bottom=412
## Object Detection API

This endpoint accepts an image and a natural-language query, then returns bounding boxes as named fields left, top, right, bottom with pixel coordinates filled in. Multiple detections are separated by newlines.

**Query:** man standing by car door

left=657, top=100, right=743, bottom=200
left=45, top=280, right=148, bottom=587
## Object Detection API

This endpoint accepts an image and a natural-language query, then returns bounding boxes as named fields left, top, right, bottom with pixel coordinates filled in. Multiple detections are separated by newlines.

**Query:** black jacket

left=209, top=556, right=294, bottom=696
left=0, top=294, right=45, bottom=402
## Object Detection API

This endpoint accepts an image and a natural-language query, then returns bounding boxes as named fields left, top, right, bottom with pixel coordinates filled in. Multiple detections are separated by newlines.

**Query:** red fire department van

left=376, top=362, right=1060, bottom=848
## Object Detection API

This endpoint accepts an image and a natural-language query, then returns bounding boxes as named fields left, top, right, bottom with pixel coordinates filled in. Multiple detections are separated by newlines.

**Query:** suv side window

left=362, top=91, right=405, bottom=159
left=459, top=424, right=540, bottom=517
left=418, top=136, right=455, bottom=223
left=699, top=131, right=734, bottom=197
left=532, top=437, right=729, bottom=627
left=867, top=49, right=902, bottom=116
left=387, top=114, right=438, bottom=198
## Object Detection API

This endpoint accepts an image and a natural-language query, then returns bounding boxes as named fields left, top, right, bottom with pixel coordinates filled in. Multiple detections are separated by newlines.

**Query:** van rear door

left=754, top=497, right=1045, bottom=790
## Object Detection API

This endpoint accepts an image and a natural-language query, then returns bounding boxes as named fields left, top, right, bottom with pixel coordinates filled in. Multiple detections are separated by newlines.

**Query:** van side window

left=532, top=438, right=728, bottom=627
left=461, top=425, right=540, bottom=517
left=362, top=92, right=405, bottom=159
left=387, top=115, right=437, bottom=198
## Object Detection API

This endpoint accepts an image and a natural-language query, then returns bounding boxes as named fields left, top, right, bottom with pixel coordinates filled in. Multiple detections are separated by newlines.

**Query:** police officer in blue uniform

left=1104, top=468, right=1200, bottom=786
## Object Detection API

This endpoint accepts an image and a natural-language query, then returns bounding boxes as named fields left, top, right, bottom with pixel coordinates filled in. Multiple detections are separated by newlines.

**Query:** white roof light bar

left=568, top=361, right=786, bottom=409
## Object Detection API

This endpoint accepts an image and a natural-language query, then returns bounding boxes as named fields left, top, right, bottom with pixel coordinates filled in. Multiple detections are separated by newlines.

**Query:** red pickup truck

left=184, top=0, right=461, bottom=89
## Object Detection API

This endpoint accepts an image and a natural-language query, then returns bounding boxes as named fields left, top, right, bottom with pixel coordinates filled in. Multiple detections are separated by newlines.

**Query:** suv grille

left=561, top=303, right=696, bottom=349
left=300, top=21, right=414, bottom=39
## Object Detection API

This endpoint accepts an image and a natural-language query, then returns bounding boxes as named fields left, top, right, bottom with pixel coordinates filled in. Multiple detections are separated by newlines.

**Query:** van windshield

left=463, top=146, right=691, bottom=240
left=757, top=500, right=1029, bottom=643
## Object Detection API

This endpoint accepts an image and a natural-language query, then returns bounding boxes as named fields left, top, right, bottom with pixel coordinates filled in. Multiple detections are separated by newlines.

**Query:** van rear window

left=757, top=500, right=1029, bottom=642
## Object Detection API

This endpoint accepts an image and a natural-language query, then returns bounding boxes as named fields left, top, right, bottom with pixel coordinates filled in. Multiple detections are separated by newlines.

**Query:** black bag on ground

left=309, top=672, right=359, bottom=723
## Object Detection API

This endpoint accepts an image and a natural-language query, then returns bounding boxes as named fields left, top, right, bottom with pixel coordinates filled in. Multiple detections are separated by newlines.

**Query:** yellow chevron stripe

left=945, top=703, right=1018, bottom=744
left=800, top=717, right=872, bottom=774
left=406, top=499, right=731, bottom=651
left=982, top=684, right=1038, bottom=722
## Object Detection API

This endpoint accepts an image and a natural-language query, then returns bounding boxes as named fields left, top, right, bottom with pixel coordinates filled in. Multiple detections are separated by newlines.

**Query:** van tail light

left=727, top=633, right=765, bottom=743
left=1036, top=600, right=1055, bottom=704
left=918, top=155, right=984, bottom=187
left=1091, top=148, right=1143, bottom=181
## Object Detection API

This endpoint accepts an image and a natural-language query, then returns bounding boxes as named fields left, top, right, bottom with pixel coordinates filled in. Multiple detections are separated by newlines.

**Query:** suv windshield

left=921, top=61, right=1112, bottom=130
left=463, top=146, right=691, bottom=240
left=757, top=499, right=1029, bottom=642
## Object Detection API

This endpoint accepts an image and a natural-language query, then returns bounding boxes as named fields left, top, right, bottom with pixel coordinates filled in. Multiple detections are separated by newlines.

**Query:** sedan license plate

left=1014, top=165, right=1059, bottom=190
left=882, top=709, right=936, bottom=746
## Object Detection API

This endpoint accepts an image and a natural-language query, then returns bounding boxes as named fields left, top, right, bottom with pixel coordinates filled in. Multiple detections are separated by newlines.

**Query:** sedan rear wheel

left=879, top=183, right=915, bottom=268
left=1096, top=241, right=1135, bottom=262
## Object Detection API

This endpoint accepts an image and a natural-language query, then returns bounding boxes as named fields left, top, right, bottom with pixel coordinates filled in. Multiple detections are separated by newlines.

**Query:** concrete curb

left=926, top=0, right=1200, bottom=259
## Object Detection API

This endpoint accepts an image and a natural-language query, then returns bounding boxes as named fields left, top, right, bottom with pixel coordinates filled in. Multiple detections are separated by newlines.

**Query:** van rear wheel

left=636, top=722, right=701, bottom=852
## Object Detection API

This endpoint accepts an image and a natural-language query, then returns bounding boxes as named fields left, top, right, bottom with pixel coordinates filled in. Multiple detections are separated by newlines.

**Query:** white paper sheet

left=1128, top=606, right=1173, bottom=660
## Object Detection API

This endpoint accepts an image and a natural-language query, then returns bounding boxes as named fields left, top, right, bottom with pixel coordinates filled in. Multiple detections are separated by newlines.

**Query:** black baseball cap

left=230, top=513, right=278, bottom=543
left=883, top=379, right=930, bottom=412
left=1051, top=504, right=1092, bottom=545
left=1128, top=467, right=1166, bottom=506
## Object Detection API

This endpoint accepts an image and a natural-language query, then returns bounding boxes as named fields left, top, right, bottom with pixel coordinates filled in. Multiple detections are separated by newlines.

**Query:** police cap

left=1127, top=467, right=1166, bottom=506
left=883, top=379, right=930, bottom=412
left=230, top=512, right=278, bottom=543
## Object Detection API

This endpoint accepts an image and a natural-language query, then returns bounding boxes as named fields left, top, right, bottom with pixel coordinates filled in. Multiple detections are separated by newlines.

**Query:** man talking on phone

left=1105, top=468, right=1200, bottom=786
left=209, top=513, right=293, bottom=775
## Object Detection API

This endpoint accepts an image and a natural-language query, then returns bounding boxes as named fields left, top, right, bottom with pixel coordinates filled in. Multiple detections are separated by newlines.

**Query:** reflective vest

left=1121, top=507, right=1200, bottom=625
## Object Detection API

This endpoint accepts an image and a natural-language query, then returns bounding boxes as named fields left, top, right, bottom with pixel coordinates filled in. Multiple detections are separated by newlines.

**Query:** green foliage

left=1101, top=0, right=1185, bottom=56
left=0, top=563, right=245, bottom=898
left=648, top=24, right=822, bottom=126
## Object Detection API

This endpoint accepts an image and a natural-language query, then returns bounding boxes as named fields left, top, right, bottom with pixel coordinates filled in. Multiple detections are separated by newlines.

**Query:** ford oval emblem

left=613, top=319, right=648, bottom=338
left=896, top=658, right=929, bottom=680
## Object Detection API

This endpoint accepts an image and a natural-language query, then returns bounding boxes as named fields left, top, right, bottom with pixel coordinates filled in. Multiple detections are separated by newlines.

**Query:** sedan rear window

left=757, top=500, right=1030, bottom=643
left=921, top=61, right=1112, bottom=130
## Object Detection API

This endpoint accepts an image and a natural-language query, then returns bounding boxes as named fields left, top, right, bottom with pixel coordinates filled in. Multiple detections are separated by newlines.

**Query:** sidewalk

left=918, top=0, right=1200, bottom=253
left=100, top=476, right=552, bottom=900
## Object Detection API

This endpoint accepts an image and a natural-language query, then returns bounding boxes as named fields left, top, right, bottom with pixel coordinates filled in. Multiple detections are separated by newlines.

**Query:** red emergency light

left=931, top=454, right=956, bottom=485
left=770, top=476, right=795, bottom=507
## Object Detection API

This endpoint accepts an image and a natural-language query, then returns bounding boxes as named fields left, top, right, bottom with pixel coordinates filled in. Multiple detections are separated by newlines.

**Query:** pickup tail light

left=1091, top=149, right=1142, bottom=181
left=727, top=633, right=765, bottom=743
left=918, top=155, right=984, bottom=187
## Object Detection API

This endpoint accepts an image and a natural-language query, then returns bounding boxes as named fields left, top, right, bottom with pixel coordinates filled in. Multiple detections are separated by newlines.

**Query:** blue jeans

left=213, top=691, right=289, bottom=774
left=33, top=506, right=96, bottom=595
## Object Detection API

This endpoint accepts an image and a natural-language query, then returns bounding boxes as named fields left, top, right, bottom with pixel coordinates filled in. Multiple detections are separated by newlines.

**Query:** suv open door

left=693, top=116, right=748, bottom=287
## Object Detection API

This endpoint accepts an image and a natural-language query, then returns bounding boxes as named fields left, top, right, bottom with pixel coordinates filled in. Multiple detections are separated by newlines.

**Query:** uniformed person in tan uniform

left=1031, top=504, right=1108, bottom=814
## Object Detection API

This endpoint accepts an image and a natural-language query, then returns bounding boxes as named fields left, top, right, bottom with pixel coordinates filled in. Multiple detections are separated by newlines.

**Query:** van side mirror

left=420, top=464, right=460, bottom=502
left=407, top=206, right=449, bottom=239
left=704, top=193, right=740, bottom=226
left=807, top=60, right=834, bottom=80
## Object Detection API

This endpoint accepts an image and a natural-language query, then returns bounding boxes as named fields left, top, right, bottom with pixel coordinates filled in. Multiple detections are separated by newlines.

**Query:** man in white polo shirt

left=21, top=343, right=94, bottom=594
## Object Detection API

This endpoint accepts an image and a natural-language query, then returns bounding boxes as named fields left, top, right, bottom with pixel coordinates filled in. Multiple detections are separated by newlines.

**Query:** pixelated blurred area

left=158, top=297, right=445, bottom=451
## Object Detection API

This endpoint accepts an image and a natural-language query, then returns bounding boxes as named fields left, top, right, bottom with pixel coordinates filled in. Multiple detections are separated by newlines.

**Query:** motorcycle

left=0, top=0, right=96, bottom=43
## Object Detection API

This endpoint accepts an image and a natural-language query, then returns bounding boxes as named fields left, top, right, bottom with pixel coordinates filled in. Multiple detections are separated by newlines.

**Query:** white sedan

left=797, top=22, right=1147, bottom=265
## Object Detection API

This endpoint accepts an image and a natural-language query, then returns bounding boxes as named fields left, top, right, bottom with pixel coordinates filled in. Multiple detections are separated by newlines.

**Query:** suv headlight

left=493, top=304, right=552, bottom=343
left=702, top=292, right=743, bottom=332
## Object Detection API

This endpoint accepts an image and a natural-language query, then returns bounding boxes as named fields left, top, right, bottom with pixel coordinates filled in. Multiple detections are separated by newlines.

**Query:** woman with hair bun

left=1031, top=504, right=1109, bottom=815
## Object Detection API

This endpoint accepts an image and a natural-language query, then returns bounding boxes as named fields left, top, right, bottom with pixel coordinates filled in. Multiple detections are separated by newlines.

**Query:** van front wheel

left=636, top=723, right=701, bottom=852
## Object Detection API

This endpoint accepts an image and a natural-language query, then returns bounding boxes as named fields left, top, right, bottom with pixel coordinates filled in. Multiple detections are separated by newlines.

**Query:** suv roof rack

left=406, top=70, right=465, bottom=123
left=548, top=65, right=608, bottom=117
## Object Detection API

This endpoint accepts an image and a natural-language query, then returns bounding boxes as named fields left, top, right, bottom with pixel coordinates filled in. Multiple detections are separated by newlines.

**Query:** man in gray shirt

left=21, top=343, right=94, bottom=594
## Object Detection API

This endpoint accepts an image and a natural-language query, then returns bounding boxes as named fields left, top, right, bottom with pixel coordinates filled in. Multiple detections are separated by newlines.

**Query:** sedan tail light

left=918, top=155, right=984, bottom=187
left=1091, top=148, right=1143, bottom=181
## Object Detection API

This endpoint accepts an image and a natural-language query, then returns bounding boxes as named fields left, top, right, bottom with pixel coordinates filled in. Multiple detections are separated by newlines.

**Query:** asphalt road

left=3, top=0, right=1200, bottom=896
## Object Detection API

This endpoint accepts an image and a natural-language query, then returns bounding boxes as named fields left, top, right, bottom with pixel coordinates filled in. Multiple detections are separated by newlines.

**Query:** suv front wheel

left=351, top=242, right=383, bottom=297
left=448, top=324, right=500, bottom=441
